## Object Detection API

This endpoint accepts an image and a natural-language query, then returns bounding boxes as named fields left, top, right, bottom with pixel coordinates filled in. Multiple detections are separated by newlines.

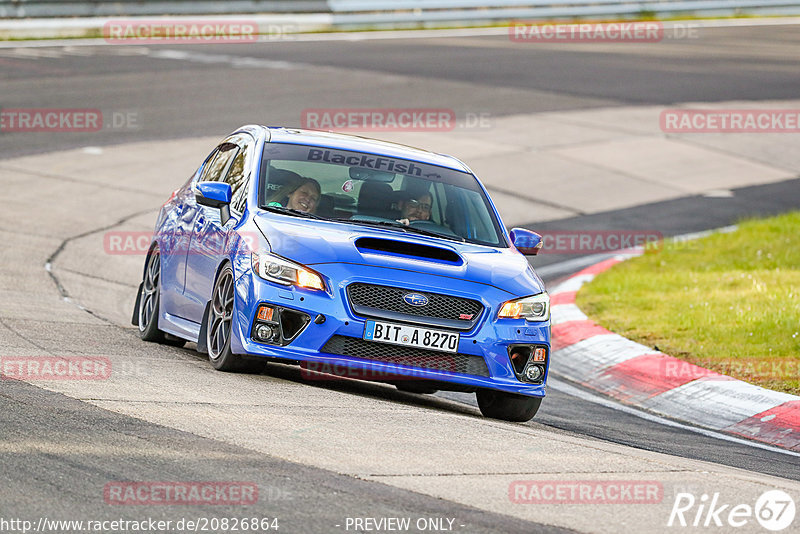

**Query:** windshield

left=258, top=143, right=506, bottom=246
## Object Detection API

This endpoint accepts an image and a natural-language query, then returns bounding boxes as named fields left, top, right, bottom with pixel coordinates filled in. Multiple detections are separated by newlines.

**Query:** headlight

left=498, top=293, right=550, bottom=322
left=251, top=252, right=325, bottom=291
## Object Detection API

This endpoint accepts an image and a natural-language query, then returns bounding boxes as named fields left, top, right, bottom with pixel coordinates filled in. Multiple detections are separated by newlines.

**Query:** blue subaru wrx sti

left=133, top=126, right=550, bottom=422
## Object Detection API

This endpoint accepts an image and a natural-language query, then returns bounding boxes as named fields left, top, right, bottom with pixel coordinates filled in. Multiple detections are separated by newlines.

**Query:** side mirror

left=509, top=228, right=543, bottom=256
left=196, top=182, right=233, bottom=225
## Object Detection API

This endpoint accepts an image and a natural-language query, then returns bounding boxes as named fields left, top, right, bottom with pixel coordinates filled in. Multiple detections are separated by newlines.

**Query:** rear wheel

left=476, top=389, right=541, bottom=422
left=207, top=264, right=264, bottom=373
left=136, top=248, right=186, bottom=347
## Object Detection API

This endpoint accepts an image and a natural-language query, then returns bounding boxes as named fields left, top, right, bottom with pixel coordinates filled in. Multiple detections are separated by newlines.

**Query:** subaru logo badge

left=403, top=293, right=429, bottom=307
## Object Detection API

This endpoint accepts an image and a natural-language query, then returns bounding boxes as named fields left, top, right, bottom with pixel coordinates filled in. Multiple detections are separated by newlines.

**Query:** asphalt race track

left=1, top=22, right=799, bottom=534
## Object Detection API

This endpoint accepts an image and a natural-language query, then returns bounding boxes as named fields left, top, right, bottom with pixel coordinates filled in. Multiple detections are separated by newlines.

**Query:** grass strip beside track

left=577, top=212, right=800, bottom=395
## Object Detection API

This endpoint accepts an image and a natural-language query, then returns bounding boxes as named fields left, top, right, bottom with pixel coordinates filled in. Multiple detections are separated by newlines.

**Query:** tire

left=136, top=248, right=186, bottom=348
left=476, top=389, right=542, bottom=422
left=395, top=382, right=439, bottom=395
left=206, top=264, right=264, bottom=373
left=137, top=249, right=168, bottom=342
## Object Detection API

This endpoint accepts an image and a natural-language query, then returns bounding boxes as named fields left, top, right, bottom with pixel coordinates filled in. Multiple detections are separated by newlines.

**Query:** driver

left=396, top=191, right=432, bottom=226
left=267, top=176, right=321, bottom=214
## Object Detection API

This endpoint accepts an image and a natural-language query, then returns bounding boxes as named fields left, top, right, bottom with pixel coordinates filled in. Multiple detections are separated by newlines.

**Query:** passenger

left=397, top=191, right=432, bottom=225
left=267, top=176, right=321, bottom=214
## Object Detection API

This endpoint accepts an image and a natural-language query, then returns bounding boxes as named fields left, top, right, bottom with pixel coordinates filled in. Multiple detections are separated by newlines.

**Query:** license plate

left=363, top=320, right=459, bottom=353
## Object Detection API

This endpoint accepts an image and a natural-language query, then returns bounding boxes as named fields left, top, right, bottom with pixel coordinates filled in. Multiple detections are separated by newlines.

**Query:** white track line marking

left=548, top=376, right=800, bottom=458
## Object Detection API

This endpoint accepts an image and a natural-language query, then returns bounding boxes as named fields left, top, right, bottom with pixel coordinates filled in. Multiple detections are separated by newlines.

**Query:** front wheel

left=476, top=390, right=542, bottom=422
left=206, top=264, right=264, bottom=373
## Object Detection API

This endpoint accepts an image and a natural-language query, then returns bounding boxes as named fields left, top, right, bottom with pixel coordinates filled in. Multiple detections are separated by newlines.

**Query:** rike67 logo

left=668, top=490, right=795, bottom=531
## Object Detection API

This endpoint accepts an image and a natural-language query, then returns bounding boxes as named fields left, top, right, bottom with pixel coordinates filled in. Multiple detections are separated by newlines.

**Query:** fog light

left=524, top=365, right=543, bottom=382
left=255, top=324, right=277, bottom=341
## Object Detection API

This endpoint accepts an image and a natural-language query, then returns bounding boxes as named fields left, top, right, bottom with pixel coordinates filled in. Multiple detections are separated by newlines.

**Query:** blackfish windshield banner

left=308, top=148, right=423, bottom=176
left=261, top=143, right=478, bottom=189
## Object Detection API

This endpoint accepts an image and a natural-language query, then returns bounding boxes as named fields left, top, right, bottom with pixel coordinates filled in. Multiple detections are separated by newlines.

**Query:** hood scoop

left=355, top=237, right=463, bottom=265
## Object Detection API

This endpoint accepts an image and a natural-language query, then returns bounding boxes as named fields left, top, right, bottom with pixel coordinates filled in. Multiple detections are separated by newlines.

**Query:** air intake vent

left=321, top=335, right=490, bottom=377
left=355, top=237, right=462, bottom=264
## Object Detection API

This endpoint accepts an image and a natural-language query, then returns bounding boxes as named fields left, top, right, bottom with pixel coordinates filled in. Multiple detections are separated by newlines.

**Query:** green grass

left=576, top=212, right=800, bottom=395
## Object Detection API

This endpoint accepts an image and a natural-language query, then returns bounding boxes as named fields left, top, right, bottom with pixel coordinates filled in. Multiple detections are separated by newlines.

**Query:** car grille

left=321, top=335, right=490, bottom=377
left=346, top=283, right=483, bottom=331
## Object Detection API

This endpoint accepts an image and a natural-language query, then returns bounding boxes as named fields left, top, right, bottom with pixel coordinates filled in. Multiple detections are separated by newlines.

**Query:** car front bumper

left=230, top=260, right=550, bottom=397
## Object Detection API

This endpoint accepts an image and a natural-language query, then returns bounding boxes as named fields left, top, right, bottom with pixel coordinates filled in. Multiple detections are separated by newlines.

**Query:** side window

left=230, top=170, right=250, bottom=214
left=202, top=143, right=239, bottom=183
left=226, top=151, right=246, bottom=192
left=198, top=148, right=218, bottom=182
left=226, top=139, right=254, bottom=214
left=198, top=133, right=255, bottom=215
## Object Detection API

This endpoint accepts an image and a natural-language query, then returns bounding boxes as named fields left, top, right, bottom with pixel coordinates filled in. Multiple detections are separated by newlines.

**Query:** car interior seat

left=317, top=194, right=335, bottom=218
left=357, top=181, right=397, bottom=218
left=264, top=167, right=302, bottom=203
left=445, top=201, right=468, bottom=239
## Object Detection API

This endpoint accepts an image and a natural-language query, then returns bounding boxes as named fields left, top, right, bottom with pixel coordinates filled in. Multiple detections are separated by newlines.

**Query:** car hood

left=253, top=214, right=544, bottom=297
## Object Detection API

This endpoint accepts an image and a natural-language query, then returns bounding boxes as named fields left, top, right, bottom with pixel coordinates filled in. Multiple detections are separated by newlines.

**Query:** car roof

left=259, top=126, right=472, bottom=173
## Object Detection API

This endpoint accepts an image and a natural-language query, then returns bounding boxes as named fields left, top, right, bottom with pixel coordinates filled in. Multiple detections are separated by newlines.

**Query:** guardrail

left=331, top=0, right=800, bottom=26
left=1, top=0, right=799, bottom=21
left=0, top=1, right=330, bottom=18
